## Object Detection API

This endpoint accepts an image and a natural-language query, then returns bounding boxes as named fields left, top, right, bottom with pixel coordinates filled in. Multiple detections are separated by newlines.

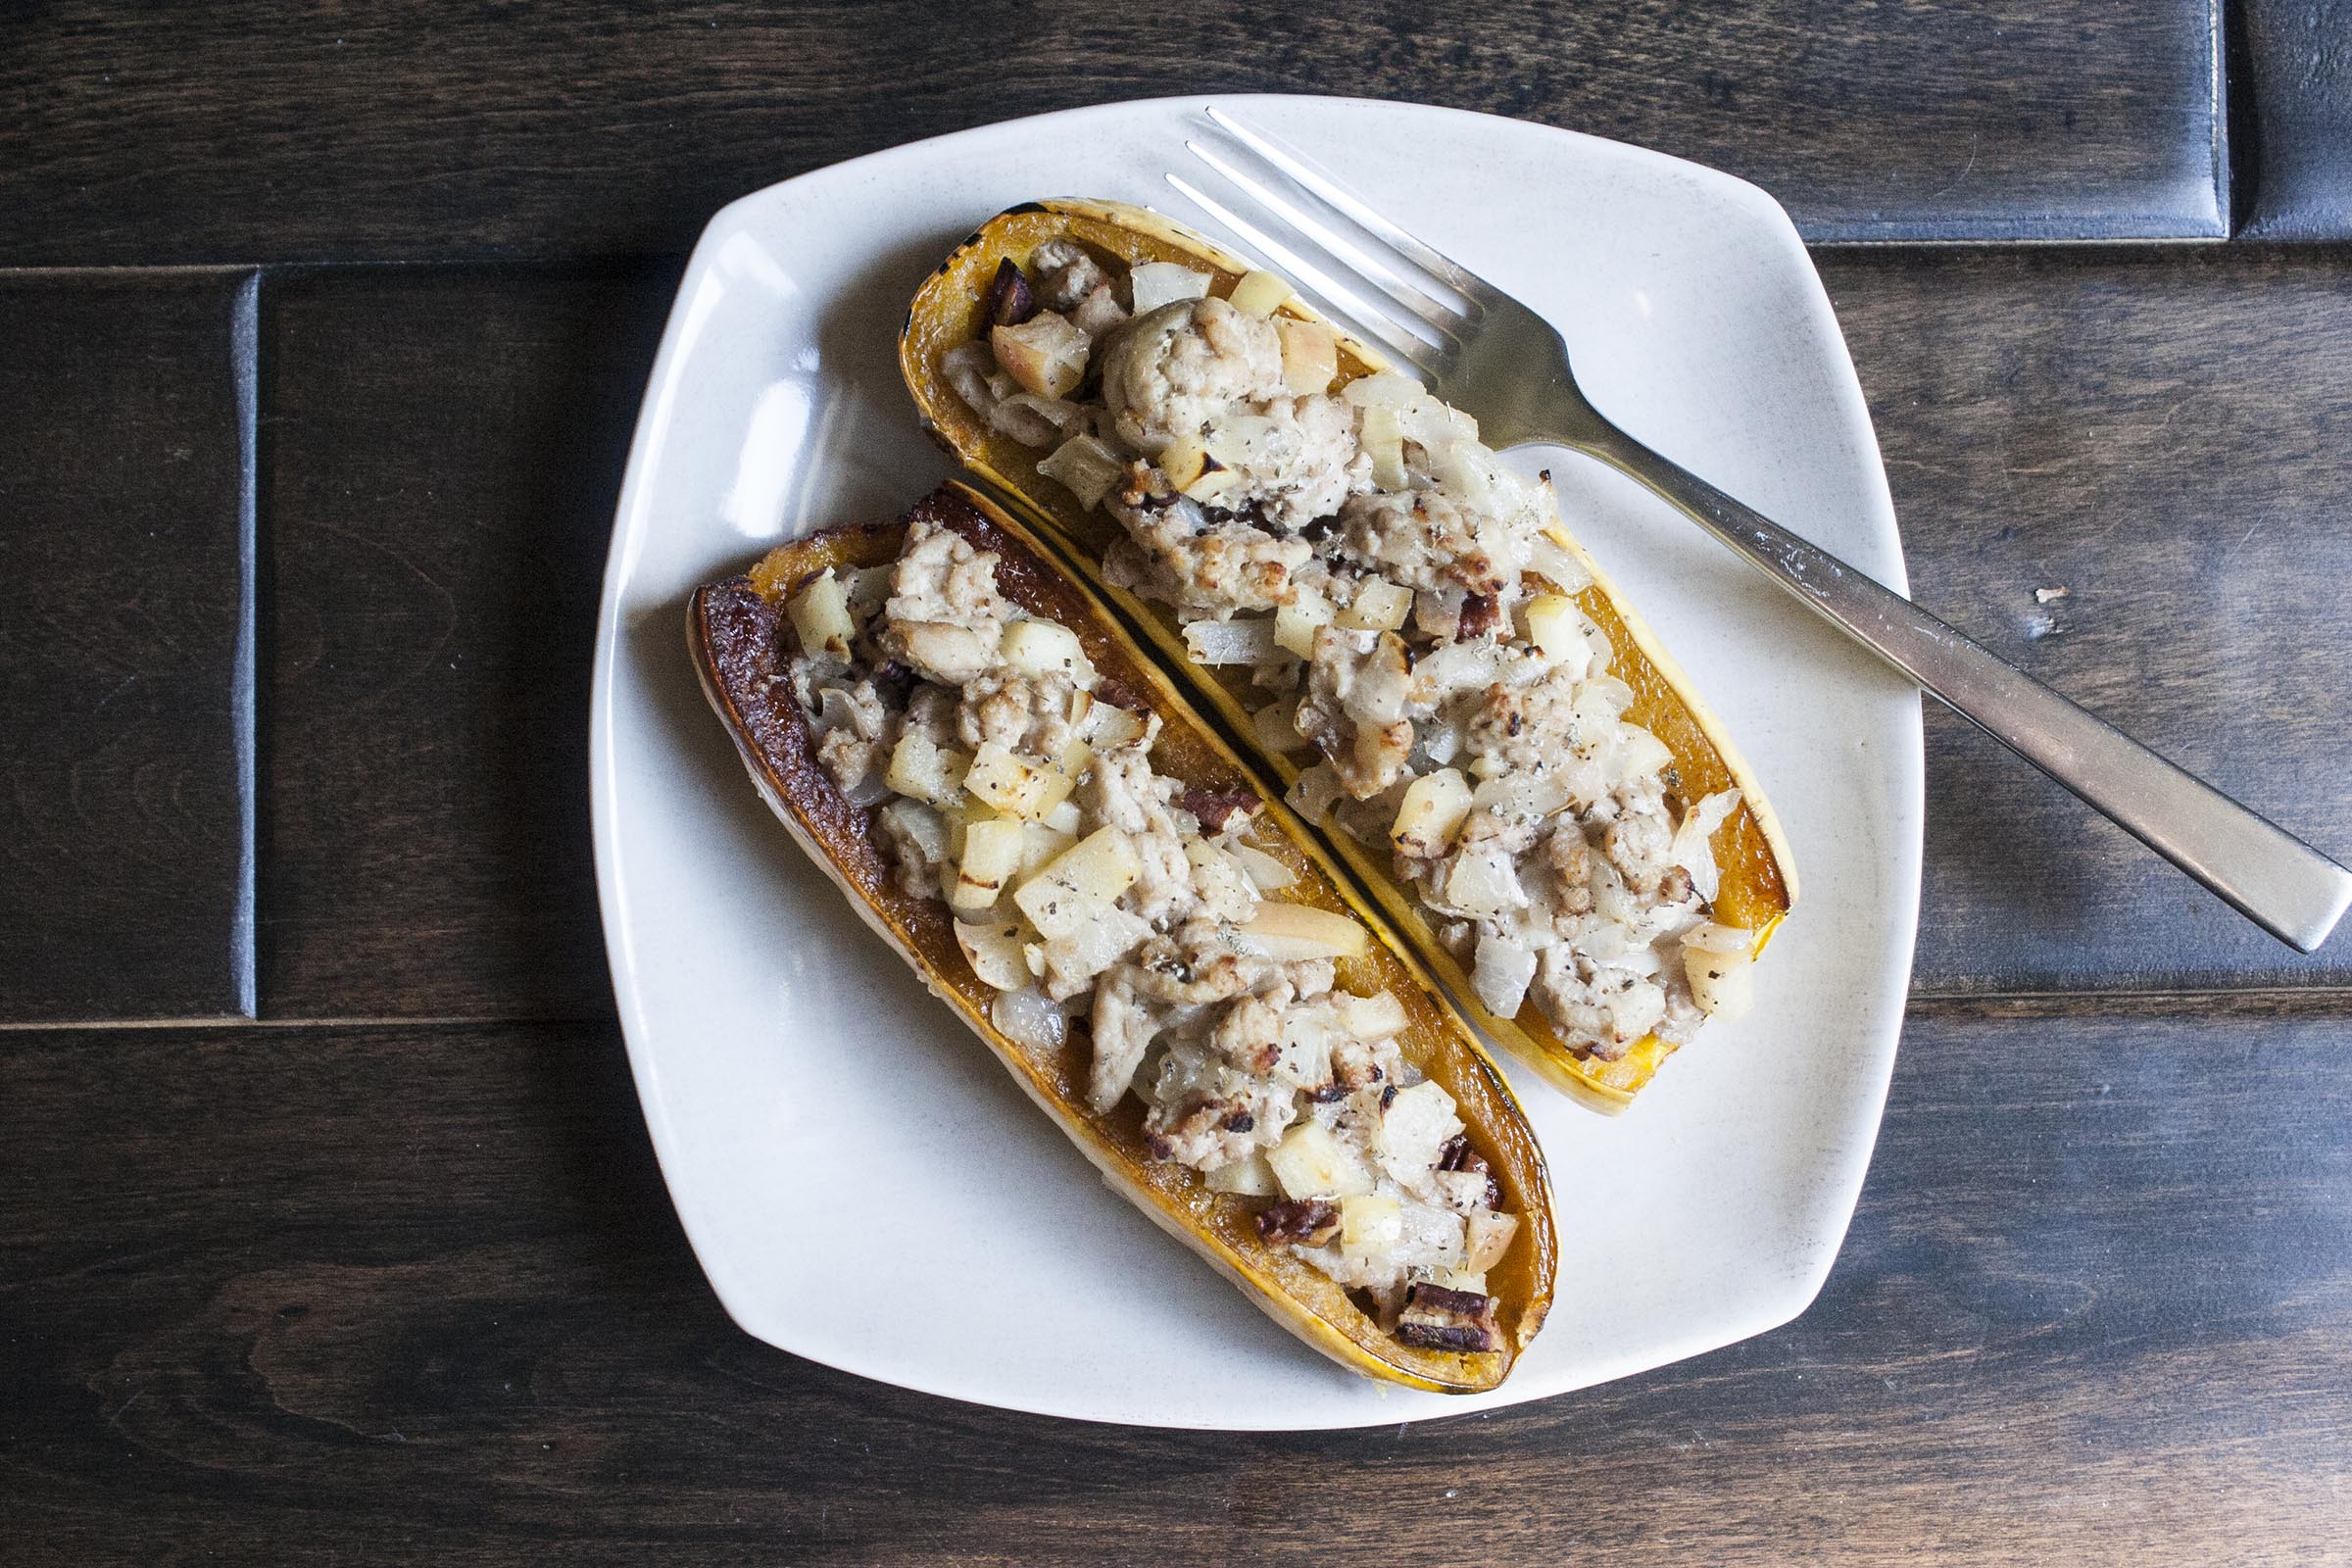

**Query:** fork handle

left=1569, top=420, right=2352, bottom=954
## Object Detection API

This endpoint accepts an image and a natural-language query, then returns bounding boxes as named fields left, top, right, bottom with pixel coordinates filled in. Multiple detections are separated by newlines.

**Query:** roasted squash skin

left=690, top=482, right=1557, bottom=1392
left=901, top=201, right=1798, bottom=1114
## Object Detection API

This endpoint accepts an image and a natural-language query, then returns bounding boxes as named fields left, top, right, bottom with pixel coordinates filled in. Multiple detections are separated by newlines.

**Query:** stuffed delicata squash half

left=690, top=482, right=1555, bottom=1390
left=902, top=201, right=1797, bottom=1114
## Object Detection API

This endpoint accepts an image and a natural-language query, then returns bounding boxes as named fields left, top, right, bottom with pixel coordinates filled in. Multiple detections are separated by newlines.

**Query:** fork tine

left=1182, top=137, right=1467, bottom=342
left=1163, top=172, right=1446, bottom=378
left=1203, top=105, right=1504, bottom=317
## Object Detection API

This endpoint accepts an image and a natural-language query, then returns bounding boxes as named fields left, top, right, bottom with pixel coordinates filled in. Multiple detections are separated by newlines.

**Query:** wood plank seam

left=233, top=270, right=261, bottom=1018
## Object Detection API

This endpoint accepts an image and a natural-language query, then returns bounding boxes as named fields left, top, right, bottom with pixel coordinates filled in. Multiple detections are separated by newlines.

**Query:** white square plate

left=591, top=94, right=1923, bottom=1429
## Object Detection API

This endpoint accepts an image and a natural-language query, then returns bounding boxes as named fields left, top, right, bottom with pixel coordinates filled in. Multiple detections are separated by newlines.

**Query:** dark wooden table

left=7, top=6, right=2351, bottom=1563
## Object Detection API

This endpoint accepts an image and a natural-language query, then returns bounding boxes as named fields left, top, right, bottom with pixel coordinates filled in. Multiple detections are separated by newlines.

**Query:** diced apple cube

left=989, top=313, right=1090, bottom=399
left=1157, top=435, right=1209, bottom=492
left=1265, top=1121, right=1375, bottom=1200
left=1683, top=945, right=1755, bottom=1019
left=1338, top=1194, right=1402, bottom=1259
left=1276, top=318, right=1339, bottom=396
left=1012, top=825, right=1143, bottom=941
left=1390, top=767, right=1472, bottom=858
left=1018, top=821, right=1076, bottom=877
left=1336, top=577, right=1412, bottom=630
left=1075, top=698, right=1146, bottom=750
left=785, top=567, right=855, bottom=662
left=1463, top=1210, right=1520, bottom=1272
left=1274, top=593, right=1334, bottom=659
left=1203, top=1152, right=1280, bottom=1196
left=1336, top=990, right=1408, bottom=1041
left=884, top=731, right=967, bottom=810
left=1001, top=617, right=1098, bottom=688
left=963, top=740, right=1076, bottom=820
left=951, top=816, right=1024, bottom=911
left=1525, top=592, right=1589, bottom=666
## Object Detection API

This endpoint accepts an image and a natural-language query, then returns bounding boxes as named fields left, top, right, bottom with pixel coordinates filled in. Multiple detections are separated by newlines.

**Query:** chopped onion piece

left=955, top=919, right=1030, bottom=992
left=1234, top=902, right=1370, bottom=961
left=1002, top=391, right=1085, bottom=431
left=991, top=984, right=1069, bottom=1051
left=1683, top=919, right=1756, bottom=956
left=1670, top=789, right=1742, bottom=902
left=1413, top=638, right=1497, bottom=696
left=1358, top=403, right=1408, bottom=490
left=1609, top=724, right=1676, bottom=786
left=1038, top=433, right=1126, bottom=510
left=1472, top=929, right=1539, bottom=1017
left=1226, top=270, right=1291, bottom=317
left=1182, top=615, right=1284, bottom=665
left=1130, top=262, right=1212, bottom=314
left=1229, top=843, right=1297, bottom=892
left=1525, top=533, right=1594, bottom=594
left=1342, top=372, right=1425, bottom=408
left=1286, top=763, right=1344, bottom=824
left=1252, top=699, right=1312, bottom=758
left=1683, top=944, right=1754, bottom=1018
left=1444, top=848, right=1526, bottom=918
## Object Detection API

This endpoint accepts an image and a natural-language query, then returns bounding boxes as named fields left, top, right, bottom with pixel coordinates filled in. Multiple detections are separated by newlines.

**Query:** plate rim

left=588, top=91, right=1925, bottom=1430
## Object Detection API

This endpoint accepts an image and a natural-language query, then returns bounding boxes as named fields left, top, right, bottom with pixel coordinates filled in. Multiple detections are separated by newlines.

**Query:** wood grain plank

left=1, top=1012, right=2345, bottom=1564
left=1822, top=248, right=2352, bottom=995
left=0, top=0, right=2223, bottom=266
left=2237, top=0, right=2352, bottom=238
left=257, top=266, right=674, bottom=1018
left=259, top=250, right=2352, bottom=1017
left=0, top=271, right=253, bottom=1023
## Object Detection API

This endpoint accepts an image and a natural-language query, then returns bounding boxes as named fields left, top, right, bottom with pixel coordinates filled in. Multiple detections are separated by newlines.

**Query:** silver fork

left=1170, top=106, right=2351, bottom=954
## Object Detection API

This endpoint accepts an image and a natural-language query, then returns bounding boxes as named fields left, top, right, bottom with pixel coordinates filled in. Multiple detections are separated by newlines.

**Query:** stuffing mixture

left=942, top=244, right=1761, bottom=1066
left=777, top=516, right=1521, bottom=1348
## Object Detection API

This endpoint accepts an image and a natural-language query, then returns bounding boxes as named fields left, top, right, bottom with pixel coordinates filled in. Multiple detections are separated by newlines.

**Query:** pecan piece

left=981, top=258, right=1037, bottom=329
left=1179, top=788, right=1262, bottom=835
left=1394, top=1283, right=1500, bottom=1353
left=1254, top=1200, right=1341, bottom=1247
left=1439, top=1137, right=1504, bottom=1211
left=1456, top=592, right=1501, bottom=641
